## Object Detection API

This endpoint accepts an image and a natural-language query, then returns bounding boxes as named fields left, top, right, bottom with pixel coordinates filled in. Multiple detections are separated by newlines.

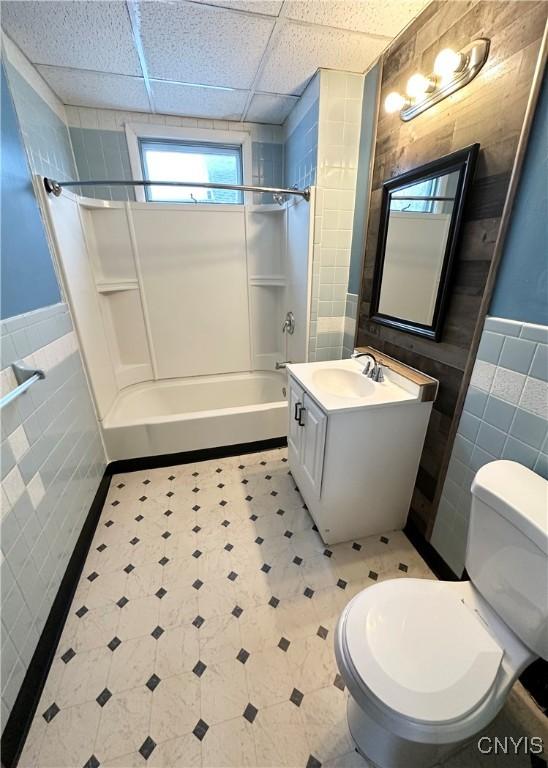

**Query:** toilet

left=335, top=460, right=548, bottom=768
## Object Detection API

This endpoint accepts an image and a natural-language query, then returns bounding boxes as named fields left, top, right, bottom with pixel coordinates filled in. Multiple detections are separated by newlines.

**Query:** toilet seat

left=342, top=579, right=504, bottom=726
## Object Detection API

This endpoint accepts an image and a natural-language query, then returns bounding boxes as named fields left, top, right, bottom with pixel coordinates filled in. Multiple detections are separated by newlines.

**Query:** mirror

left=370, top=143, right=479, bottom=341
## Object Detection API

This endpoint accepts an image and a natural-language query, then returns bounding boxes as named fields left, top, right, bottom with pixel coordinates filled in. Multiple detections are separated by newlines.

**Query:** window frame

left=125, top=123, right=252, bottom=205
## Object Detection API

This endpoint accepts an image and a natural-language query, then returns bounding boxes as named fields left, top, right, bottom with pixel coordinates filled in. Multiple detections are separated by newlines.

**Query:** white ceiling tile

left=188, top=0, right=283, bottom=15
left=282, top=0, right=430, bottom=37
left=150, top=81, right=248, bottom=120
left=258, top=21, right=387, bottom=95
left=245, top=93, right=298, bottom=124
left=37, top=66, right=150, bottom=112
left=137, top=1, right=275, bottom=89
left=1, top=1, right=142, bottom=76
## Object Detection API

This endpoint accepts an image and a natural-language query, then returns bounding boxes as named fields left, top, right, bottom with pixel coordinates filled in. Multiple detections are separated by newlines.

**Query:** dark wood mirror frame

left=369, top=143, right=480, bottom=342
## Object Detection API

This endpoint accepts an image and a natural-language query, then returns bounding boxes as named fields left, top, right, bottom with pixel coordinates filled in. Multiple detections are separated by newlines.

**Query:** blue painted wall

left=490, top=75, right=547, bottom=325
left=1, top=64, right=61, bottom=319
left=348, top=64, right=380, bottom=295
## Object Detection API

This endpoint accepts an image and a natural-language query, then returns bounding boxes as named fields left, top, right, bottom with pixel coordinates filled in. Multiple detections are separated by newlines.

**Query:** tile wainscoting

left=1, top=304, right=106, bottom=727
left=432, top=317, right=548, bottom=575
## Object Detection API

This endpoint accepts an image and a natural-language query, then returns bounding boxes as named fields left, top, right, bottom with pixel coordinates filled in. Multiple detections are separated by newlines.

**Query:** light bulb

left=434, top=48, right=465, bottom=79
left=384, top=92, right=406, bottom=114
left=406, top=73, right=434, bottom=99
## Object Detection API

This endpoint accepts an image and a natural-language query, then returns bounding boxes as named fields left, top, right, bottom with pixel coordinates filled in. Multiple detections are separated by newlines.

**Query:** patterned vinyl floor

left=18, top=447, right=540, bottom=768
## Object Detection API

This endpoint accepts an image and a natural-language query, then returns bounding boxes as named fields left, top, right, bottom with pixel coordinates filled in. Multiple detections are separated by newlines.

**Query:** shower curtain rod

left=43, top=177, right=311, bottom=202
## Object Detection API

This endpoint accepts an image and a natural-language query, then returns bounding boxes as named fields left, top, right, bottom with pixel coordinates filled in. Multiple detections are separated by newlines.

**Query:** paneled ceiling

left=1, top=0, right=430, bottom=124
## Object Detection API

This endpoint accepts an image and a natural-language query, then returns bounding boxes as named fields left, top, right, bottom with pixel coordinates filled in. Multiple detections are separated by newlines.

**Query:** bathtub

left=102, top=371, right=288, bottom=461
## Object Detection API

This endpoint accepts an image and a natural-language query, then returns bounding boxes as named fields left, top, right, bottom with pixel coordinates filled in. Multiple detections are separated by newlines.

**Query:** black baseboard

left=107, top=436, right=287, bottom=475
left=0, top=472, right=112, bottom=768
left=403, top=518, right=461, bottom=582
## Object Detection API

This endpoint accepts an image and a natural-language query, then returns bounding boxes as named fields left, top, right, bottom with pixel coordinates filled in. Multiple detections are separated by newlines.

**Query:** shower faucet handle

left=282, top=311, right=295, bottom=335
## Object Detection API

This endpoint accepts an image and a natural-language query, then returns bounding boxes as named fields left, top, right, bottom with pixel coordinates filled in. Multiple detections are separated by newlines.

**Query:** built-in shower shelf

left=249, top=275, right=286, bottom=286
left=96, top=280, right=139, bottom=294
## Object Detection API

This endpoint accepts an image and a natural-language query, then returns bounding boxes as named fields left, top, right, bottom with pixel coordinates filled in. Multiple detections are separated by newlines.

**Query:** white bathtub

left=102, top=371, right=288, bottom=461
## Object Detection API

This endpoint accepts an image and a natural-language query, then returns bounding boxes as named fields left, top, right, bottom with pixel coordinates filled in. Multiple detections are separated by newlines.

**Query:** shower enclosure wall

left=39, top=181, right=314, bottom=460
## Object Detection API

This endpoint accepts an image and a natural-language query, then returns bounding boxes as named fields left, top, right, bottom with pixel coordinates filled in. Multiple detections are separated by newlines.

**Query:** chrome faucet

left=351, top=351, right=384, bottom=382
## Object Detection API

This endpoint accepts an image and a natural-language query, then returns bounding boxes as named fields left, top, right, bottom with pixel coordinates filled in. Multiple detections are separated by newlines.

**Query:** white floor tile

left=21, top=445, right=439, bottom=768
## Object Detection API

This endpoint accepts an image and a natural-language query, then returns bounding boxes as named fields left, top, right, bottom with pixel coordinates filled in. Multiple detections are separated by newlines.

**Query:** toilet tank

left=466, top=460, right=548, bottom=660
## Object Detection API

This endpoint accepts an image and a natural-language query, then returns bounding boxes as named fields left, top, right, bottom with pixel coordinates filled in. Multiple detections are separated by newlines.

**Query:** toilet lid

left=344, top=579, right=504, bottom=725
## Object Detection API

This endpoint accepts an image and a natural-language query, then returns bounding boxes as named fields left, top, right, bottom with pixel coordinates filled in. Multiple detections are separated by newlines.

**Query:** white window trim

left=125, top=122, right=252, bottom=203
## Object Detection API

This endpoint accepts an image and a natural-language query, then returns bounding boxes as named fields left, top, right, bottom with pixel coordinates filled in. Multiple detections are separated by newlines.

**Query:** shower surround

left=39, top=184, right=314, bottom=461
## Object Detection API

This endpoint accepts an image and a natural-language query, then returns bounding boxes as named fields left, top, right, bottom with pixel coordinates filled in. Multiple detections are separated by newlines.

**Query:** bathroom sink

left=286, top=357, right=422, bottom=413
left=312, top=368, right=375, bottom=398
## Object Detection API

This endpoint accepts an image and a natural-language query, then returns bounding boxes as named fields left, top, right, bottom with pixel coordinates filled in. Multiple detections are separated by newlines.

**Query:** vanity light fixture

left=383, top=38, right=490, bottom=122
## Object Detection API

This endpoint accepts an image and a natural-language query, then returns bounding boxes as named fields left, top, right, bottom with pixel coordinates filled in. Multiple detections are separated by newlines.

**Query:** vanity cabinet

left=286, top=360, right=435, bottom=545
left=287, top=377, right=326, bottom=497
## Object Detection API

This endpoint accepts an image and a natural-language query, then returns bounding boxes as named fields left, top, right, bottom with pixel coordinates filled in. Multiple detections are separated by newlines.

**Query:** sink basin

left=312, top=368, right=376, bottom=398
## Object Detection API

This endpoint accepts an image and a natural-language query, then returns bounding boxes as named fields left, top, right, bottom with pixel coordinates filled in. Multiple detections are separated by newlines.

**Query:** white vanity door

left=300, top=393, right=327, bottom=497
left=287, top=376, right=304, bottom=457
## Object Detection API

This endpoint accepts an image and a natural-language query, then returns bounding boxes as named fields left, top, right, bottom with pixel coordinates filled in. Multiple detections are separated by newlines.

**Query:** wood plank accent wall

left=356, top=1, right=547, bottom=537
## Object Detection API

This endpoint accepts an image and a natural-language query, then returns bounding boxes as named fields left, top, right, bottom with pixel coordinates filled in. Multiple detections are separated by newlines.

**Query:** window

left=139, top=139, right=243, bottom=204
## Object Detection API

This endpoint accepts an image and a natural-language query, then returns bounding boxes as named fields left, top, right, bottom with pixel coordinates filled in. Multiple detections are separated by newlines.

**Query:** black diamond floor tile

left=368, top=570, right=378, bottom=581
left=290, top=688, right=304, bottom=707
left=227, top=571, right=238, bottom=581
left=61, top=648, right=76, bottom=663
left=293, top=556, right=303, bottom=566
left=116, top=596, right=129, bottom=608
left=261, top=563, right=271, bottom=573
left=243, top=703, right=258, bottom=723
left=139, top=496, right=147, bottom=502
left=75, top=605, right=88, bottom=618
left=336, top=579, right=347, bottom=590
left=192, top=579, right=203, bottom=590
left=255, top=536, right=264, bottom=545
left=278, top=637, right=290, bottom=652
left=83, top=756, right=100, bottom=768
left=162, top=531, right=171, bottom=539
left=306, top=755, right=322, bottom=768
left=151, top=625, right=164, bottom=639
left=352, top=542, right=362, bottom=551
left=284, top=530, right=293, bottom=538
left=304, top=587, right=314, bottom=598
left=130, top=537, right=140, bottom=546
left=193, top=719, right=209, bottom=741
left=105, top=520, right=114, bottom=527
left=232, top=605, right=243, bottom=618
left=124, top=564, right=135, bottom=573
left=317, top=626, right=328, bottom=640
left=268, top=596, right=279, bottom=608
left=333, top=673, right=345, bottom=691
left=107, top=637, right=121, bottom=651
left=236, top=648, right=250, bottom=664
left=87, top=572, right=98, bottom=582
left=164, top=509, right=173, bottom=517
left=323, top=549, right=332, bottom=558
left=193, top=660, right=207, bottom=677
left=139, top=736, right=157, bottom=760
left=135, top=514, right=144, bottom=522
left=146, top=674, right=161, bottom=691
left=158, top=557, right=169, bottom=566
left=192, top=615, right=205, bottom=628
left=224, top=543, right=234, bottom=551
left=42, top=702, right=59, bottom=722
left=96, top=543, right=106, bottom=552
left=155, top=588, right=167, bottom=599
left=221, top=519, right=230, bottom=527
left=96, top=688, right=112, bottom=707
left=192, top=549, right=202, bottom=559
left=380, top=536, right=389, bottom=544
left=399, top=563, right=409, bottom=572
